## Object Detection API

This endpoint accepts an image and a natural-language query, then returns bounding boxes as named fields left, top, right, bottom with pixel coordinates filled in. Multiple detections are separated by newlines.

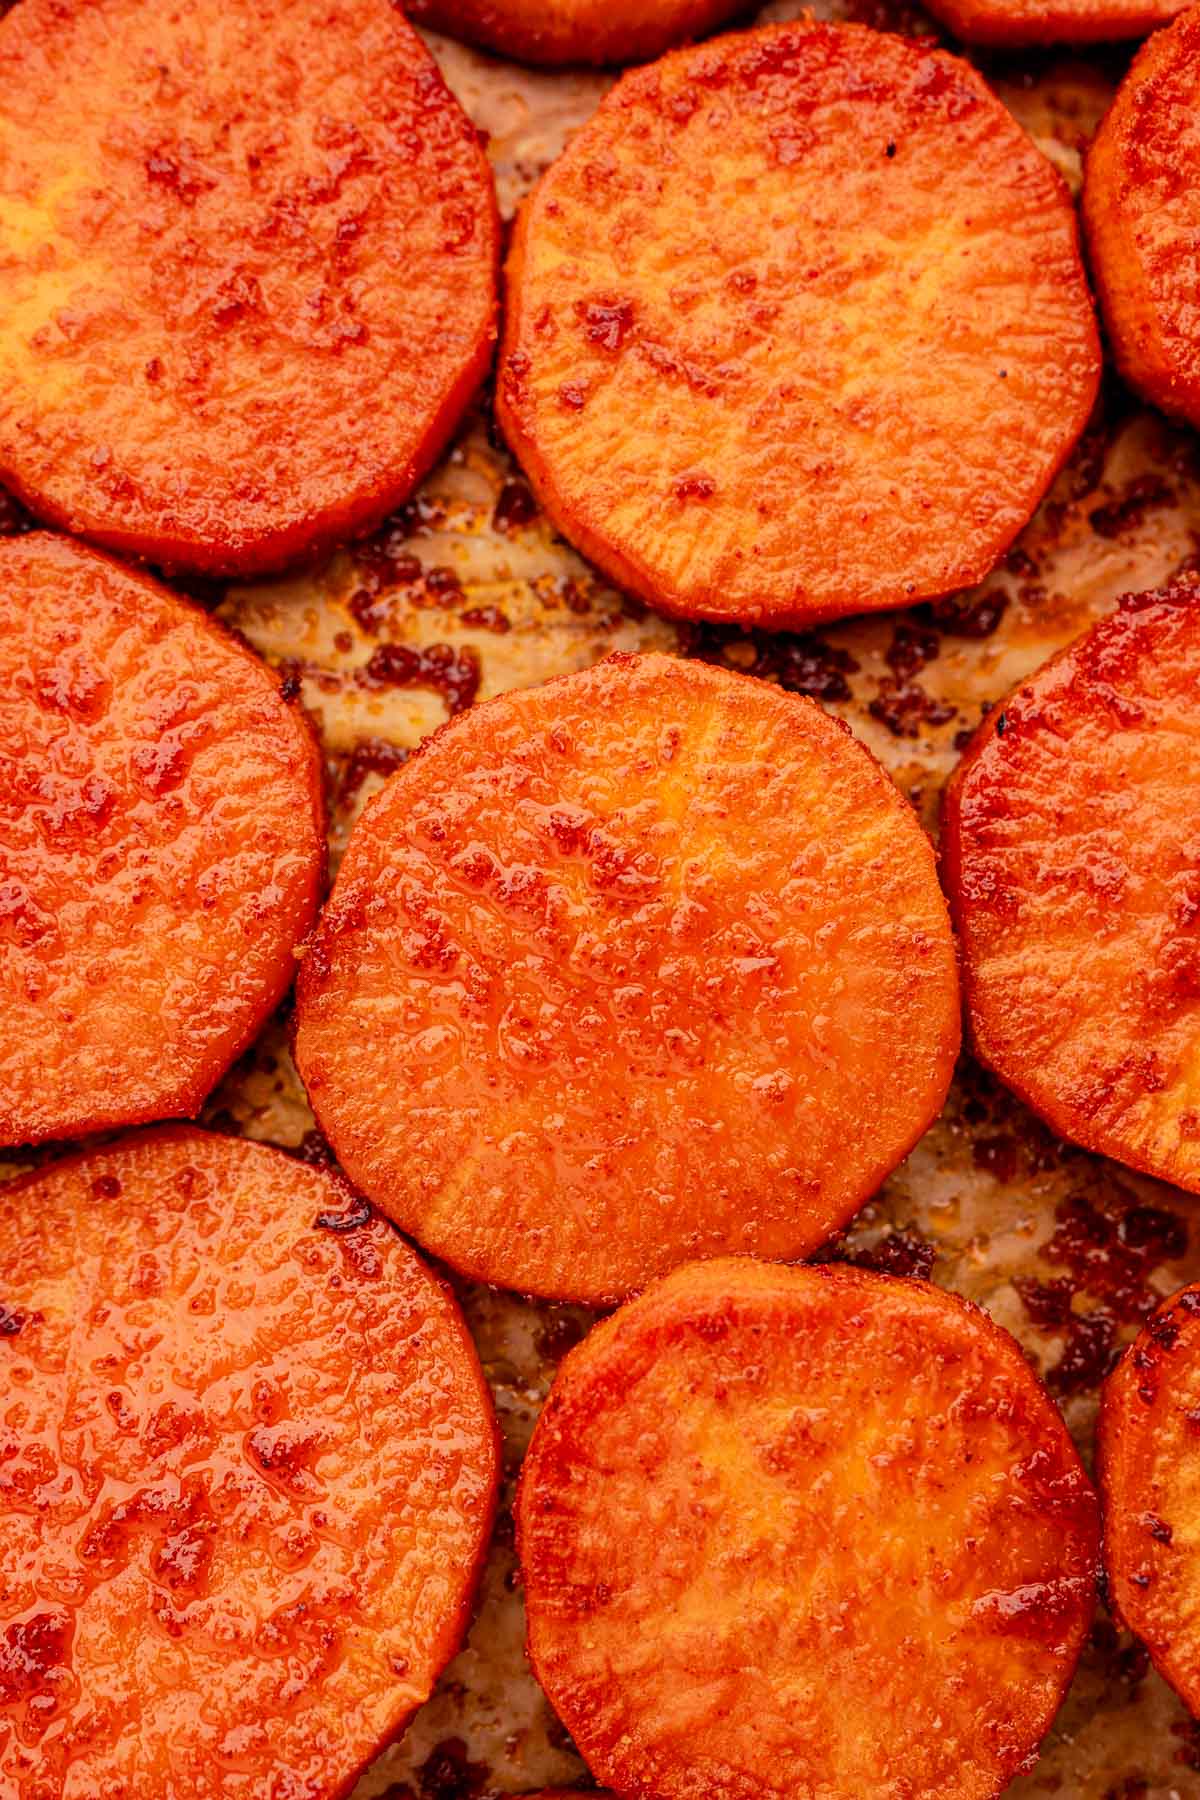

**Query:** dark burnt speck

left=314, top=1195, right=373, bottom=1233
left=413, top=1737, right=490, bottom=1800
left=492, top=480, right=538, bottom=534
left=0, top=487, right=35, bottom=536
left=844, top=1226, right=936, bottom=1281
left=358, top=641, right=480, bottom=714
left=685, top=623, right=860, bottom=704
left=1016, top=1187, right=1188, bottom=1394
left=924, top=587, right=1009, bottom=639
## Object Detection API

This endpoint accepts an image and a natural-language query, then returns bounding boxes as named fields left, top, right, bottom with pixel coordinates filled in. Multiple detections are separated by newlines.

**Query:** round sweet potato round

left=922, top=0, right=1186, bottom=47
left=517, top=1257, right=1099, bottom=1800
left=1100, top=1281, right=1200, bottom=1715
left=942, top=579, right=1200, bottom=1192
left=0, top=0, right=497, bottom=576
left=1084, top=6, right=1200, bottom=428
left=408, top=0, right=745, bottom=66
left=497, top=21, right=1100, bottom=628
left=293, top=651, right=960, bottom=1303
left=0, top=532, right=324, bottom=1147
left=0, top=1126, right=498, bottom=1799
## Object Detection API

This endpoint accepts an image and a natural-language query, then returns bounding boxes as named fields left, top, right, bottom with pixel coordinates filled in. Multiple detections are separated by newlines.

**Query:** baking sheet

left=5, top=1, right=1200, bottom=1793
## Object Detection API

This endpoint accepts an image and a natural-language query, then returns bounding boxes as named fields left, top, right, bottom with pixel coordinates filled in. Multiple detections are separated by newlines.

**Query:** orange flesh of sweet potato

left=497, top=21, right=1100, bottom=628
left=922, top=0, right=1186, bottom=47
left=293, top=651, right=960, bottom=1304
left=942, top=580, right=1200, bottom=1192
left=407, top=0, right=746, bottom=66
left=0, top=1126, right=498, bottom=1800
left=1084, top=6, right=1200, bottom=428
left=517, top=1257, right=1099, bottom=1800
left=0, top=0, right=497, bottom=576
left=0, top=533, right=324, bottom=1146
left=1100, top=1281, right=1200, bottom=1717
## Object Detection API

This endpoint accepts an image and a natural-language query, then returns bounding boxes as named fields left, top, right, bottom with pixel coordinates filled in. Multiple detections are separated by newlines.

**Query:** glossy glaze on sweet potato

left=0, top=0, right=497, bottom=575
left=409, top=0, right=746, bottom=65
left=293, top=651, right=959, bottom=1302
left=923, top=0, right=1186, bottom=47
left=0, top=533, right=324, bottom=1146
left=517, top=1258, right=1099, bottom=1800
left=1084, top=5, right=1200, bottom=428
left=1100, top=1281, right=1200, bottom=1718
left=0, top=1127, right=499, bottom=1800
left=497, top=21, right=1099, bottom=627
left=943, top=580, right=1200, bottom=1192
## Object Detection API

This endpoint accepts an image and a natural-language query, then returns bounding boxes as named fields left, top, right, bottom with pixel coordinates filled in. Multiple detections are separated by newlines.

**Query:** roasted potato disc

left=497, top=21, right=1099, bottom=628
left=1100, top=1282, right=1200, bottom=1715
left=0, top=0, right=497, bottom=575
left=1084, top=6, right=1200, bottom=428
left=0, top=1127, right=498, bottom=1799
left=517, top=1258, right=1099, bottom=1800
left=408, top=0, right=745, bottom=65
left=943, top=580, right=1200, bottom=1192
left=923, top=0, right=1186, bottom=47
left=294, top=651, right=960, bottom=1303
left=0, top=532, right=324, bottom=1146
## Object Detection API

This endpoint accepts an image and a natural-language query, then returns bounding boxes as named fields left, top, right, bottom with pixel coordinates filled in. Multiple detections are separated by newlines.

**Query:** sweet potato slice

left=922, top=0, right=1186, bottom=47
left=0, top=532, right=324, bottom=1146
left=497, top=21, right=1100, bottom=628
left=293, top=651, right=960, bottom=1303
left=0, top=1127, right=498, bottom=1799
left=0, top=0, right=497, bottom=576
left=408, top=0, right=746, bottom=66
left=942, top=579, right=1200, bottom=1192
left=1083, top=7, right=1200, bottom=428
left=517, top=1258, right=1099, bottom=1800
left=1099, top=1282, right=1200, bottom=1715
